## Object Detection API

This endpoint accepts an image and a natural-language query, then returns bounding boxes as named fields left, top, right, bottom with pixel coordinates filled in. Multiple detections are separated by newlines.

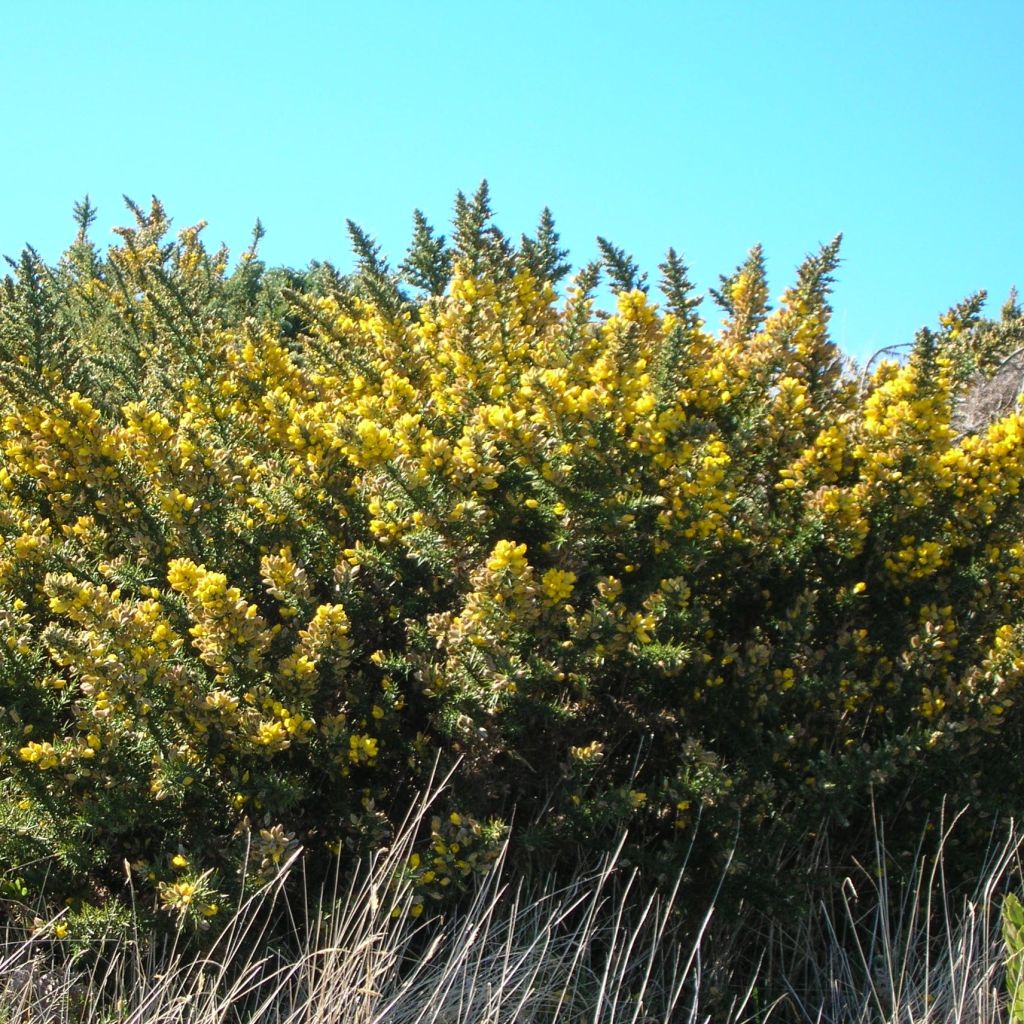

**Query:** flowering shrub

left=1, top=187, right=1023, bottom=931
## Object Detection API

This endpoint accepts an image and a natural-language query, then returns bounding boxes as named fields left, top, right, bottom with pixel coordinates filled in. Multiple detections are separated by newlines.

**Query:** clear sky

left=2, top=0, right=1021, bottom=361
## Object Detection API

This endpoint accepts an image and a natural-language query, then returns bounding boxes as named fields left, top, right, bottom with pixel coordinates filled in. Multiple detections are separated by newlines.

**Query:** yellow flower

left=486, top=540, right=528, bottom=575
left=348, top=734, right=379, bottom=763
left=570, top=741, right=604, bottom=763
left=541, top=568, right=576, bottom=603
left=159, top=880, right=196, bottom=911
left=19, top=741, right=58, bottom=770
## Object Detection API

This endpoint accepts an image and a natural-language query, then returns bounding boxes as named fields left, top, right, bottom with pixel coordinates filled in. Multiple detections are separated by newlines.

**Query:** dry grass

left=2, top=802, right=1021, bottom=1024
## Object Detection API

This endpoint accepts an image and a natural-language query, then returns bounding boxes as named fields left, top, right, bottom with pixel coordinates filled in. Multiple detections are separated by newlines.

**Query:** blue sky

left=2, top=0, right=1021, bottom=361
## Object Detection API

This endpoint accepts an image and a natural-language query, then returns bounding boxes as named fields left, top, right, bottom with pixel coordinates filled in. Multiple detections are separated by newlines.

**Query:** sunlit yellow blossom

left=487, top=540, right=528, bottom=575
left=541, top=568, right=576, bottom=603
left=159, top=880, right=196, bottom=911
left=19, top=741, right=58, bottom=770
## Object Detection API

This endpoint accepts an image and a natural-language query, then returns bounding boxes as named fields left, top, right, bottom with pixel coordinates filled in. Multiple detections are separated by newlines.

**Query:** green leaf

left=1003, top=893, right=1024, bottom=1023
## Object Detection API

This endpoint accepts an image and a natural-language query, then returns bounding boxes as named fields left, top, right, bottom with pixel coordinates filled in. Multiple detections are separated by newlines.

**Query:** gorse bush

left=1, top=184, right=1023, bottom=937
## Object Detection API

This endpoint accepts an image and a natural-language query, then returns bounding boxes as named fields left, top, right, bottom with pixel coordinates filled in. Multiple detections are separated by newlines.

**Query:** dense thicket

left=1, top=187, right=1023, bottom=940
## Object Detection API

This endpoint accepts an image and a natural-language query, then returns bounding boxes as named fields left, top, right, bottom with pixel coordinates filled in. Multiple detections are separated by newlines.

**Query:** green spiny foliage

left=520, top=207, right=571, bottom=286
left=400, top=209, right=452, bottom=297
left=596, top=235, right=647, bottom=294
left=711, top=242, right=770, bottom=341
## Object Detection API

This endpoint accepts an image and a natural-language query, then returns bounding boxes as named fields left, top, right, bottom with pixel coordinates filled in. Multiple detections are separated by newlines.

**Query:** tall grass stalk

left=768, top=808, right=1022, bottom=1024
left=2, top=802, right=1020, bottom=1024
left=0, top=790, right=729, bottom=1024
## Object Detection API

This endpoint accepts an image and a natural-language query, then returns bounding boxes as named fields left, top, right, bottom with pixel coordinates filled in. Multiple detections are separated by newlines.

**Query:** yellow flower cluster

left=19, top=740, right=58, bottom=769
left=541, top=568, right=576, bottom=604
left=167, top=559, right=272, bottom=677
left=398, top=811, right=505, bottom=916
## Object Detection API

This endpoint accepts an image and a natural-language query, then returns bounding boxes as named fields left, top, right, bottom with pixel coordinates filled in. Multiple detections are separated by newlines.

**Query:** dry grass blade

left=774, top=808, right=1021, bottom=1024
left=3, top=800, right=1021, bottom=1024
left=952, top=346, right=1024, bottom=436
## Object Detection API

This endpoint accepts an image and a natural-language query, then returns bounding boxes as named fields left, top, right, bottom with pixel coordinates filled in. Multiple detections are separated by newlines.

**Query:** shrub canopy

left=1, top=187, right=1023, bottom=930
